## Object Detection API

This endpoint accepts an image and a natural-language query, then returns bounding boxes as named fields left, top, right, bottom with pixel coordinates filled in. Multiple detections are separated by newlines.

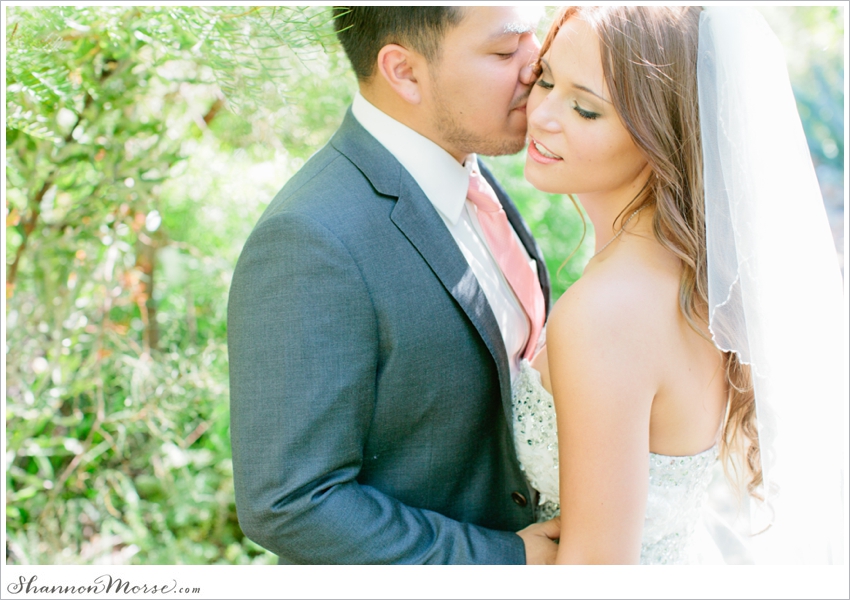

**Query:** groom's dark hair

left=333, top=7, right=465, bottom=81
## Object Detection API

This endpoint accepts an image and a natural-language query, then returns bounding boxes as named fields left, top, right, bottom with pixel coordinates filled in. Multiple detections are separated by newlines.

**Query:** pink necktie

left=467, top=170, right=545, bottom=360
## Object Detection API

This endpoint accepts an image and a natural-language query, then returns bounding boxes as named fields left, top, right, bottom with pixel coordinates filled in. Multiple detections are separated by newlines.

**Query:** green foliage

left=5, top=5, right=351, bottom=565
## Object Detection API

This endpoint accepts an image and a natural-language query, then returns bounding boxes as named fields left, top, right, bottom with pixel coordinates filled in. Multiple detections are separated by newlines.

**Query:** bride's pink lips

left=527, top=137, right=563, bottom=164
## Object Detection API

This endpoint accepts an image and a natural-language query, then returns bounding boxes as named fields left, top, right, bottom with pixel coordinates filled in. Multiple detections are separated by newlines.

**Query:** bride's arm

left=546, top=276, right=660, bottom=564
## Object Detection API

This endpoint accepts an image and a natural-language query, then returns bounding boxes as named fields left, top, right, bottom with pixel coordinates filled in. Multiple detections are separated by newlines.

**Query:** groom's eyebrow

left=501, top=22, right=535, bottom=35
left=487, top=21, right=536, bottom=41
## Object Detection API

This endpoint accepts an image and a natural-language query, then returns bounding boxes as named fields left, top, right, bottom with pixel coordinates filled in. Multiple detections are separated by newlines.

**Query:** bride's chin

left=524, top=161, right=566, bottom=194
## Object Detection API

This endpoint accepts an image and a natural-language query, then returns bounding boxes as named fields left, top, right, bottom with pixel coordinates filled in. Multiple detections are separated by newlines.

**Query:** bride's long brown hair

left=538, top=6, right=761, bottom=497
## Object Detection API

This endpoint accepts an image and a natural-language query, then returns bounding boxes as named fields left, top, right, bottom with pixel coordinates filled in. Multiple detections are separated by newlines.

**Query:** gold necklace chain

left=592, top=204, right=647, bottom=259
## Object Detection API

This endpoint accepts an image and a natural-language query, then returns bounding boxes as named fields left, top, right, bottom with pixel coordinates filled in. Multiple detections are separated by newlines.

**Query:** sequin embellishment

left=511, top=359, right=718, bottom=565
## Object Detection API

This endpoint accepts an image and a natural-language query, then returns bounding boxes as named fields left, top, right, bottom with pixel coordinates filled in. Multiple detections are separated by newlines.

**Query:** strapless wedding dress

left=512, top=359, right=718, bottom=565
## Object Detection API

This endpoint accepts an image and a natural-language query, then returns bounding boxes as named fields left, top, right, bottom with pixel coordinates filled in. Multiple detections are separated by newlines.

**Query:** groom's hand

left=517, top=517, right=560, bottom=565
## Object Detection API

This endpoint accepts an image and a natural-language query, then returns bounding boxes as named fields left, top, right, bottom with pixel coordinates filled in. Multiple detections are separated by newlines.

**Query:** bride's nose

left=528, top=98, right=561, bottom=134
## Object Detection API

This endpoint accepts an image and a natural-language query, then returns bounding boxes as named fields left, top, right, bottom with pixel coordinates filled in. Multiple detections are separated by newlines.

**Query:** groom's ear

left=375, top=44, right=423, bottom=105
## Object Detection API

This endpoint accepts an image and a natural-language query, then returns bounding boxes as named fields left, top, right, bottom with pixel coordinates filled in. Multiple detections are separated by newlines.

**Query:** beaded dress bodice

left=511, top=359, right=718, bottom=565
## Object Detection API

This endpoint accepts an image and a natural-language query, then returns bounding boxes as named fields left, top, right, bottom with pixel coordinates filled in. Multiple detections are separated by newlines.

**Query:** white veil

left=698, top=7, right=846, bottom=564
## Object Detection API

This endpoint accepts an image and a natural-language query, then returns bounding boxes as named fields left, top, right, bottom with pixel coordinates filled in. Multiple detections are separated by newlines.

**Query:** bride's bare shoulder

left=544, top=257, right=679, bottom=423
left=545, top=255, right=683, bottom=397
left=549, top=258, right=678, bottom=340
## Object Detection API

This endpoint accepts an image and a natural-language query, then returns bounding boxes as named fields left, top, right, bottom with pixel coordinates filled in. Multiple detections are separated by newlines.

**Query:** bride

left=514, top=6, right=845, bottom=564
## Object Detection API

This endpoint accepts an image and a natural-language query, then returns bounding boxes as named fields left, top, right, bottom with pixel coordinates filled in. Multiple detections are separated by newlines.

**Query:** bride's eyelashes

left=535, top=78, right=601, bottom=121
left=572, top=101, right=600, bottom=121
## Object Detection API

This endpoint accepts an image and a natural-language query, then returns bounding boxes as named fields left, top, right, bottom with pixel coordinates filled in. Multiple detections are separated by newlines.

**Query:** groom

left=228, top=6, right=557, bottom=564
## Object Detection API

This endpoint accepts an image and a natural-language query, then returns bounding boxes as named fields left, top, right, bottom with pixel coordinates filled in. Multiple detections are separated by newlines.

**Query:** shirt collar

left=352, top=91, right=477, bottom=225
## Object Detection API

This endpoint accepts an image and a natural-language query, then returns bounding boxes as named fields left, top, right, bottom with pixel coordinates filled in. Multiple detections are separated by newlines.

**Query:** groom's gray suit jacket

left=228, top=109, right=551, bottom=564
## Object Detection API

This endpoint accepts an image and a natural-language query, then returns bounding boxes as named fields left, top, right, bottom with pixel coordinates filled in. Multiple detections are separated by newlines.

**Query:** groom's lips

left=510, top=92, right=530, bottom=113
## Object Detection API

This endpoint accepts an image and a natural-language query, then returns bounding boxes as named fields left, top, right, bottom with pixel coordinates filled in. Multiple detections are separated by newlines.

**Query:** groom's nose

left=519, top=34, right=542, bottom=86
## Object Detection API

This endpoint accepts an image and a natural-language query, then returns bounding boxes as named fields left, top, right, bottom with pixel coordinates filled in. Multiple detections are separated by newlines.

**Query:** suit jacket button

left=511, top=491, right=528, bottom=507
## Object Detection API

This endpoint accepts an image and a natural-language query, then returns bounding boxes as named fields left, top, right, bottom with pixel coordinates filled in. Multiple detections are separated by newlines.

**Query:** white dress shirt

left=352, top=92, right=534, bottom=381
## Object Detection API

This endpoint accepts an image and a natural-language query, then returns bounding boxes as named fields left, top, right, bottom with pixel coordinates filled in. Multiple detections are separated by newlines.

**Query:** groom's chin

left=477, top=137, right=527, bottom=158
left=502, top=131, right=530, bottom=156
left=473, top=108, right=528, bottom=157
left=481, top=124, right=529, bottom=158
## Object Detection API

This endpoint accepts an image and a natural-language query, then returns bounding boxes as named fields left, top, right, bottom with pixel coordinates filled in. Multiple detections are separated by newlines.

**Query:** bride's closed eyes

left=534, top=75, right=602, bottom=121
left=572, top=102, right=600, bottom=121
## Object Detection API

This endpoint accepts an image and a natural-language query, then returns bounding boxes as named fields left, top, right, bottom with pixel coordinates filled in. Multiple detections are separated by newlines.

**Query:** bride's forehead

left=548, top=19, right=603, bottom=73
left=555, top=18, right=600, bottom=53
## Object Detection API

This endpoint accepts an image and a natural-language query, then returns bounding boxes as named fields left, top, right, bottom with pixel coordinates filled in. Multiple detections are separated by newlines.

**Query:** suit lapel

left=389, top=176, right=513, bottom=415
left=331, top=110, right=559, bottom=438
left=331, top=110, right=515, bottom=425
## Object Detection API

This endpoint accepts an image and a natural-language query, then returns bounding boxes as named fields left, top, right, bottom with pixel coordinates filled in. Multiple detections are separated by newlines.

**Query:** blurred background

left=3, top=6, right=844, bottom=564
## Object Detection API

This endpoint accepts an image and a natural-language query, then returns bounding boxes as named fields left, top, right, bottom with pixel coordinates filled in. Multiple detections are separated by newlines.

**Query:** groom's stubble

left=430, top=78, right=531, bottom=157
